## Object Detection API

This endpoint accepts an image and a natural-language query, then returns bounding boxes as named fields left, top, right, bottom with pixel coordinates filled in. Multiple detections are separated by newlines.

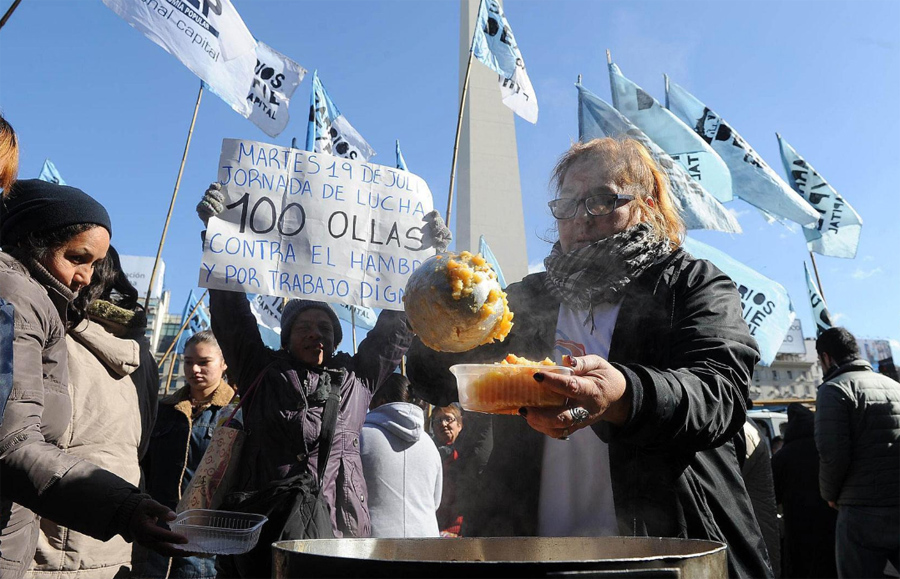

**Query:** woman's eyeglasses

left=548, top=193, right=635, bottom=220
left=433, top=416, right=457, bottom=427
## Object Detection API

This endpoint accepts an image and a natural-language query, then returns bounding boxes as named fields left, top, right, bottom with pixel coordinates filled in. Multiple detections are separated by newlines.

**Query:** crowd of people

left=0, top=112, right=898, bottom=579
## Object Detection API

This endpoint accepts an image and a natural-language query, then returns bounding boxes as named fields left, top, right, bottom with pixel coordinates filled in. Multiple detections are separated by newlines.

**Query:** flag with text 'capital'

left=577, top=82, right=741, bottom=234
left=472, top=0, right=538, bottom=123
left=175, top=291, right=211, bottom=354
left=206, top=41, right=307, bottom=138
left=778, top=135, right=863, bottom=259
left=396, top=140, right=408, bottom=171
left=38, top=159, right=65, bottom=185
left=666, top=80, right=819, bottom=228
left=478, top=235, right=507, bottom=290
left=305, top=71, right=375, bottom=161
left=804, top=262, right=833, bottom=337
left=608, top=64, right=732, bottom=203
left=682, top=237, right=795, bottom=365
left=102, top=0, right=257, bottom=117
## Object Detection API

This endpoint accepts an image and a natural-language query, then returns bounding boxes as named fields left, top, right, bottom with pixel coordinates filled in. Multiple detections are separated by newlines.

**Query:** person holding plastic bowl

left=407, top=138, right=773, bottom=578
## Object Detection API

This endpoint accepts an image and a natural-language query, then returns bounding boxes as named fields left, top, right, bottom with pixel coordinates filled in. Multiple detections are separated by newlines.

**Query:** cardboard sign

left=199, top=139, right=435, bottom=310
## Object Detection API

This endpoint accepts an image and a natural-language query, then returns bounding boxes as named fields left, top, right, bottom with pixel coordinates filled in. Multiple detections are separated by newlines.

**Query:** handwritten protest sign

left=199, top=139, right=435, bottom=310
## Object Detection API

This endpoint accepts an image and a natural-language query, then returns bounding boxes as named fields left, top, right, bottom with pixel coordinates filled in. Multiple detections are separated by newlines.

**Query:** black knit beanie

left=280, top=299, right=343, bottom=352
left=0, top=179, right=112, bottom=246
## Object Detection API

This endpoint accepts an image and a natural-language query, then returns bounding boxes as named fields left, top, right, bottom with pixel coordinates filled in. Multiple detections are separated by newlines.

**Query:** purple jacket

left=209, top=289, right=411, bottom=538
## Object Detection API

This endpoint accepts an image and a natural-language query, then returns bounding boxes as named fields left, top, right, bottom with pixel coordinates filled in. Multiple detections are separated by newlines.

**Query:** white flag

left=244, top=42, right=306, bottom=137
left=609, top=64, right=733, bottom=203
left=306, top=71, right=376, bottom=161
left=778, top=135, right=863, bottom=259
left=578, top=82, right=741, bottom=234
left=472, top=0, right=538, bottom=123
left=667, top=80, right=819, bottom=227
left=103, top=0, right=257, bottom=116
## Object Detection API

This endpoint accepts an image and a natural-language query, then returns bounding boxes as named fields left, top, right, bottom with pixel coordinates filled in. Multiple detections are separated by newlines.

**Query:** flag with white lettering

left=305, top=71, right=375, bottom=161
left=175, top=290, right=211, bottom=354
left=38, top=159, right=65, bottom=185
left=778, top=135, right=862, bottom=258
left=666, top=80, right=819, bottom=227
left=472, top=0, right=538, bottom=123
left=396, top=140, right=408, bottom=171
left=578, top=82, right=741, bottom=233
left=609, top=64, right=732, bottom=203
left=804, top=262, right=833, bottom=336
left=683, top=237, right=795, bottom=365
left=478, top=235, right=507, bottom=290
left=102, top=0, right=257, bottom=116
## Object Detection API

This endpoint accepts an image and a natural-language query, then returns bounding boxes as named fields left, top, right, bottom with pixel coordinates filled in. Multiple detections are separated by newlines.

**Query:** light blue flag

left=38, top=159, right=66, bottom=185
left=804, top=262, right=833, bottom=337
left=331, top=303, right=377, bottom=331
left=778, top=135, right=863, bottom=259
left=608, top=65, right=732, bottom=203
left=682, top=237, right=795, bottom=365
left=472, top=0, right=538, bottom=123
left=395, top=140, right=408, bottom=171
left=175, top=291, right=211, bottom=354
left=578, top=82, right=741, bottom=233
left=305, top=70, right=375, bottom=161
left=666, top=81, right=819, bottom=227
left=478, top=235, right=507, bottom=290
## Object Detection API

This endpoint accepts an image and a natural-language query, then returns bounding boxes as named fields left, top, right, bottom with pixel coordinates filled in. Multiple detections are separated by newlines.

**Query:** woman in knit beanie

left=0, top=180, right=187, bottom=579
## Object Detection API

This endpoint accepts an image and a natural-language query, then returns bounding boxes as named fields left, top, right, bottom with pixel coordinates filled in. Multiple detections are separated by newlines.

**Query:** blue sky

left=1, top=0, right=898, bottom=351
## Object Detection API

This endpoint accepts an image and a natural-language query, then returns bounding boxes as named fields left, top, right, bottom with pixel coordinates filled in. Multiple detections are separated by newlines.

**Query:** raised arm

left=351, top=309, right=413, bottom=395
left=208, top=288, right=271, bottom=393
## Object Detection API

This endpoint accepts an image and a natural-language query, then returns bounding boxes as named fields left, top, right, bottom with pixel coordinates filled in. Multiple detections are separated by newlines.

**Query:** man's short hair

left=816, top=327, right=860, bottom=363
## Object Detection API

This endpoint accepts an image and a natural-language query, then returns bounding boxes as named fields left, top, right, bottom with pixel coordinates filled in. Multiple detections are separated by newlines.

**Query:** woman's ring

left=570, top=407, right=590, bottom=424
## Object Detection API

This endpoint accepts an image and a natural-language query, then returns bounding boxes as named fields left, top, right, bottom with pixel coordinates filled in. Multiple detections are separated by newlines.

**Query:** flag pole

left=144, top=83, right=204, bottom=311
left=0, top=0, right=23, bottom=31
left=447, top=0, right=482, bottom=228
left=351, top=308, right=358, bottom=355
left=809, top=252, right=828, bottom=303
left=157, top=289, right=209, bottom=369
left=446, top=48, right=475, bottom=229
left=163, top=355, right=177, bottom=395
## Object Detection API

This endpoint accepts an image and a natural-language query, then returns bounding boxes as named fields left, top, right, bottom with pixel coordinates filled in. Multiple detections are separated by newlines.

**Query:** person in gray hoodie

left=360, top=374, right=442, bottom=538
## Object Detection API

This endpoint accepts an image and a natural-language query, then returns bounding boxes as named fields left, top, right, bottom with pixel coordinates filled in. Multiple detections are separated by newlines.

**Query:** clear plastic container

left=171, top=509, right=267, bottom=555
left=450, top=363, right=574, bottom=415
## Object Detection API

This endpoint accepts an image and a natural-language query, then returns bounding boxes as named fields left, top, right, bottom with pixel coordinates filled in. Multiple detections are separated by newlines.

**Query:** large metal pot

left=272, top=536, right=727, bottom=578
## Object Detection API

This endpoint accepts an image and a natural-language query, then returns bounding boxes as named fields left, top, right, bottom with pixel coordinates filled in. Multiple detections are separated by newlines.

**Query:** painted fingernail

left=566, top=356, right=577, bottom=367
left=533, top=372, right=544, bottom=382
left=518, top=407, right=528, bottom=417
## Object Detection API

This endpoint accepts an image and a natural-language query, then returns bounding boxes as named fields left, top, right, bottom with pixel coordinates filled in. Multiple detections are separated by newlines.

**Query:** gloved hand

left=196, top=182, right=225, bottom=226
left=421, top=210, right=452, bottom=253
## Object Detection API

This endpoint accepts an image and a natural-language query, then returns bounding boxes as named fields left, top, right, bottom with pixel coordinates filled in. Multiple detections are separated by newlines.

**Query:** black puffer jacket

left=408, top=249, right=772, bottom=579
left=815, top=359, right=900, bottom=506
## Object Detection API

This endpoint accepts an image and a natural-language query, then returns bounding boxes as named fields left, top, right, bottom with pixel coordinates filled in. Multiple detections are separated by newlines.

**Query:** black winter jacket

left=408, top=248, right=772, bottom=579
left=772, top=403, right=837, bottom=578
left=815, top=359, right=900, bottom=506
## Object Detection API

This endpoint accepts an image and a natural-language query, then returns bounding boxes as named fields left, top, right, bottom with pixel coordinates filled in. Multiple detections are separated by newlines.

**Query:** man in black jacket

left=815, top=327, right=900, bottom=578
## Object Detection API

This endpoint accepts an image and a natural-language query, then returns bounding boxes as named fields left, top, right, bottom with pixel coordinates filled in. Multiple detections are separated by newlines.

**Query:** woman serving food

left=407, top=137, right=773, bottom=579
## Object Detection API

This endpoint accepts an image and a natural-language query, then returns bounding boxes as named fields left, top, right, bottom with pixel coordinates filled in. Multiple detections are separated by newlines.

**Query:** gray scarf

left=542, top=223, right=671, bottom=325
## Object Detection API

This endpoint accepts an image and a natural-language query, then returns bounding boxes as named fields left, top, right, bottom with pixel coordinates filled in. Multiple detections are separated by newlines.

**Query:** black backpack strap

left=314, top=387, right=341, bottom=498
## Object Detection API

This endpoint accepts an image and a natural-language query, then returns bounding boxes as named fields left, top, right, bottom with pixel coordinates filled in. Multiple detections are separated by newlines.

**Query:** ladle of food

left=404, top=251, right=513, bottom=352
